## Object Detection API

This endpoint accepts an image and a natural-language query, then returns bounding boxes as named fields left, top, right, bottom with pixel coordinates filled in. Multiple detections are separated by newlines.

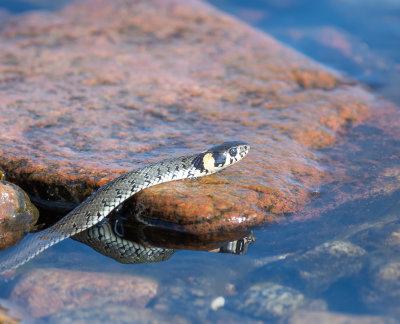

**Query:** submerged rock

left=0, top=181, right=39, bottom=251
left=11, top=268, right=158, bottom=318
left=248, top=241, right=366, bottom=295
left=362, top=261, right=400, bottom=314
left=47, top=307, right=190, bottom=324
left=291, top=241, right=366, bottom=293
left=286, top=310, right=397, bottom=324
left=228, top=282, right=305, bottom=320
left=0, top=0, right=385, bottom=231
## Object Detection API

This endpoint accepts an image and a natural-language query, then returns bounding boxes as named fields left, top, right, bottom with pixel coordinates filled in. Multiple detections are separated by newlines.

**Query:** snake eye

left=229, top=148, right=237, bottom=157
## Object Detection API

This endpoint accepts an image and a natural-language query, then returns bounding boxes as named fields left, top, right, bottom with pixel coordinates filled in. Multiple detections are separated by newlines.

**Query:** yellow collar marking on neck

left=203, top=153, right=219, bottom=173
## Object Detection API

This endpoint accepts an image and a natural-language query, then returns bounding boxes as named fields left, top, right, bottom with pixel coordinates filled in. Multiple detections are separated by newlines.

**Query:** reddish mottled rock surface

left=0, top=181, right=39, bottom=251
left=0, top=0, right=387, bottom=231
left=11, top=268, right=158, bottom=318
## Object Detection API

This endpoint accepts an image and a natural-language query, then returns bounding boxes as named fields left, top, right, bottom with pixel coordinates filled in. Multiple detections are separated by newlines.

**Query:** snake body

left=0, top=141, right=249, bottom=274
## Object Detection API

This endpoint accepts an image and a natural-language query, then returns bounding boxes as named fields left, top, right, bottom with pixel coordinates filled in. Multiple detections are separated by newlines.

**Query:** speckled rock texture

left=246, top=241, right=367, bottom=296
left=286, top=310, right=397, bottom=324
left=229, top=282, right=305, bottom=320
left=0, top=0, right=388, bottom=231
left=10, top=268, right=158, bottom=318
left=0, top=181, right=39, bottom=251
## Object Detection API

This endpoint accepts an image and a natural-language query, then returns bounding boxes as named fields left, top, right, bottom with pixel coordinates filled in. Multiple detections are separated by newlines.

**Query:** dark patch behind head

left=192, top=152, right=206, bottom=172
left=207, top=141, right=249, bottom=153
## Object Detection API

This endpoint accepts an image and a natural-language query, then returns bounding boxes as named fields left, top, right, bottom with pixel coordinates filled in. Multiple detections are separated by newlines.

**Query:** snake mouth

left=240, top=145, right=250, bottom=157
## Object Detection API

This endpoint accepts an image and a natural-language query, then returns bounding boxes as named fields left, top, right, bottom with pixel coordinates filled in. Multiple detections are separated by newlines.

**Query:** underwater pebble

left=210, top=296, right=225, bottom=311
left=229, top=282, right=305, bottom=320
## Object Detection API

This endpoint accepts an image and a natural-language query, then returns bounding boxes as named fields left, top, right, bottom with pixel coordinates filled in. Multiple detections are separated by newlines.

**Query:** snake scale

left=0, top=141, right=249, bottom=274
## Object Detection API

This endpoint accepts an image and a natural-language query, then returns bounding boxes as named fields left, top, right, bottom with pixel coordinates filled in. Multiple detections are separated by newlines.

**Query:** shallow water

left=1, top=0, right=400, bottom=323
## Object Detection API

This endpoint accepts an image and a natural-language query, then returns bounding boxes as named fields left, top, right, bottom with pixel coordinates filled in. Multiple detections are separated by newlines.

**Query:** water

left=0, top=0, right=69, bottom=13
left=210, top=0, right=400, bottom=102
left=0, top=0, right=400, bottom=323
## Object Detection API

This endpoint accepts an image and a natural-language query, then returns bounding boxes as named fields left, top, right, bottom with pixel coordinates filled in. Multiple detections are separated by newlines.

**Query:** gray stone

left=229, top=282, right=305, bottom=320
left=254, top=241, right=366, bottom=295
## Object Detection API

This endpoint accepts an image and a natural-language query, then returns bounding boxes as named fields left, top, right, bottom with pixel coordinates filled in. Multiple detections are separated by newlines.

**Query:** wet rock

left=0, top=0, right=383, bottom=230
left=291, top=241, right=366, bottom=292
left=46, top=306, right=190, bottom=324
left=285, top=310, right=397, bottom=324
left=0, top=180, right=39, bottom=251
left=296, top=112, right=400, bottom=222
left=342, top=212, right=400, bottom=254
left=11, top=268, right=158, bottom=318
left=250, top=241, right=366, bottom=295
left=228, top=282, right=305, bottom=320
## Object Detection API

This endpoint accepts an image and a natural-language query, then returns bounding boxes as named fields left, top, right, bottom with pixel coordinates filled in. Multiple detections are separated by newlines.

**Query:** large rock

left=228, top=282, right=305, bottom=320
left=11, top=268, right=158, bottom=318
left=0, top=181, right=39, bottom=251
left=0, top=0, right=387, bottom=231
left=246, top=241, right=366, bottom=295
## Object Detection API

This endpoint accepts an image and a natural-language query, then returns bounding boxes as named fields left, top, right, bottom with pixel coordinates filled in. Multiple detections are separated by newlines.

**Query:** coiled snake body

left=0, top=141, right=249, bottom=274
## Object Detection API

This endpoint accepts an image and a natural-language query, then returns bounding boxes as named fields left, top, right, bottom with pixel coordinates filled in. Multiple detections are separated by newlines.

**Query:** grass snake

left=0, top=141, right=249, bottom=274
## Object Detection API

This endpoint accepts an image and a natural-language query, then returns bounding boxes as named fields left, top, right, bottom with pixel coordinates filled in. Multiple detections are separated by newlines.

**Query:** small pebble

left=211, top=296, right=225, bottom=311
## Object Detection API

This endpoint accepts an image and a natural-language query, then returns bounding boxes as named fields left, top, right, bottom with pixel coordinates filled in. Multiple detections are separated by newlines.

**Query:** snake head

left=194, top=141, right=250, bottom=174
